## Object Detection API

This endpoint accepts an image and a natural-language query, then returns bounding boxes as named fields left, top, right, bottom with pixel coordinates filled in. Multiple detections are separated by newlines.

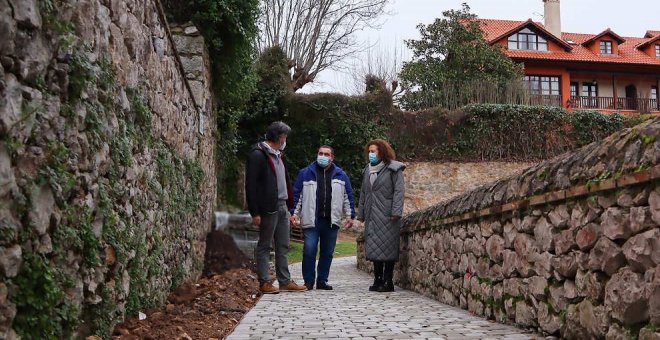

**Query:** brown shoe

left=279, top=280, right=307, bottom=292
left=260, top=282, right=279, bottom=294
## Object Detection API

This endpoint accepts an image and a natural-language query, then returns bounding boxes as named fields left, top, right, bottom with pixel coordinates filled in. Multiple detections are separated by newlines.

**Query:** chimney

left=543, top=0, right=561, bottom=38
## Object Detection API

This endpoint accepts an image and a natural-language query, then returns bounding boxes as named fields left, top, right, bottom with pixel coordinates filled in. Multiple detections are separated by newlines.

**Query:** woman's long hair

left=364, top=139, right=396, bottom=163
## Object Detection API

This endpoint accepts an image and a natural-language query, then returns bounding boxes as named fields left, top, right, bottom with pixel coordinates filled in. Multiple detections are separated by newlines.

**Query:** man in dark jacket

left=246, top=121, right=307, bottom=294
left=290, top=145, right=355, bottom=290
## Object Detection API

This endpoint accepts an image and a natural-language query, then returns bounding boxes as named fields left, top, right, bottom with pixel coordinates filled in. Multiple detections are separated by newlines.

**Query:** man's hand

left=390, top=215, right=401, bottom=222
left=289, top=214, right=300, bottom=228
left=343, top=219, right=354, bottom=229
left=252, top=216, right=261, bottom=226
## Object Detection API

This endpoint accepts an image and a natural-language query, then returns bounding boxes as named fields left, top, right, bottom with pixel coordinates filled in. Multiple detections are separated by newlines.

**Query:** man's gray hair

left=265, top=121, right=291, bottom=142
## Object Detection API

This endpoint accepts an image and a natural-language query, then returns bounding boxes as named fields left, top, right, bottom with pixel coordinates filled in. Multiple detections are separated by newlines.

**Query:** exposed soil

left=111, top=231, right=259, bottom=340
left=110, top=230, right=355, bottom=339
left=202, top=230, right=253, bottom=276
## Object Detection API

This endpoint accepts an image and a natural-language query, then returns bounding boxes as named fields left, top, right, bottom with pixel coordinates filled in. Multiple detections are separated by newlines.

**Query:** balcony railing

left=569, top=96, right=660, bottom=113
left=527, top=94, right=563, bottom=107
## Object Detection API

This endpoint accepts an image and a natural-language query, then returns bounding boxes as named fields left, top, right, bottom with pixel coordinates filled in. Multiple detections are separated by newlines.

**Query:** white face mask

left=279, top=140, right=287, bottom=151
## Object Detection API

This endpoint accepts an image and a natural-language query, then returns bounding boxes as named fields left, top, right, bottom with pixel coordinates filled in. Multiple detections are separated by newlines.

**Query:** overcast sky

left=299, top=0, right=660, bottom=94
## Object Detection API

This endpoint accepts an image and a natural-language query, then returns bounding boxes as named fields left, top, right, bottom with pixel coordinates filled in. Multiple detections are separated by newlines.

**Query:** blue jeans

left=302, top=218, right=339, bottom=284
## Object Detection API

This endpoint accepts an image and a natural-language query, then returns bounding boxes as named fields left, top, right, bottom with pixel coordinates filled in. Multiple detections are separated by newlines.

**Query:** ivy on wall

left=3, top=6, right=206, bottom=338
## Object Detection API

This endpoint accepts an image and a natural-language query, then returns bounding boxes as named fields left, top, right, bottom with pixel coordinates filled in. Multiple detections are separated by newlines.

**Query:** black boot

left=378, top=261, right=395, bottom=292
left=369, top=261, right=384, bottom=291
left=316, top=281, right=333, bottom=290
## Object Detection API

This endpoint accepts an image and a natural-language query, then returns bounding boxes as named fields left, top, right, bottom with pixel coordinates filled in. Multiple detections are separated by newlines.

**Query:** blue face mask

left=368, top=152, right=379, bottom=165
left=317, top=155, right=330, bottom=167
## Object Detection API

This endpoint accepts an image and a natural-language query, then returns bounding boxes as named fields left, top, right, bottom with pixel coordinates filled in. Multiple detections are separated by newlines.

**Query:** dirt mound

left=203, top=230, right=253, bottom=277
left=111, top=230, right=260, bottom=339
left=112, top=268, right=260, bottom=339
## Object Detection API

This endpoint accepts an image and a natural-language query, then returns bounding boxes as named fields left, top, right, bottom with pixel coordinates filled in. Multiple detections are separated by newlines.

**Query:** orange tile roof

left=477, top=19, right=660, bottom=66
left=645, top=30, right=660, bottom=38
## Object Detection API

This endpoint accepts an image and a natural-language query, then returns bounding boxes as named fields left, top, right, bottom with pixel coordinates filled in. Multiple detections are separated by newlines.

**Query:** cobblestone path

left=228, top=257, right=543, bottom=340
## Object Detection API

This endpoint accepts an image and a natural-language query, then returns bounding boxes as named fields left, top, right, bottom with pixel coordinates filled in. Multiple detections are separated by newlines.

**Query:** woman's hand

left=289, top=214, right=300, bottom=228
left=343, top=219, right=354, bottom=229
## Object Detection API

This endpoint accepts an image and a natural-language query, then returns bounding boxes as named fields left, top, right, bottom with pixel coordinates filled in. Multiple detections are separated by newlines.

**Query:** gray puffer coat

left=357, top=161, right=406, bottom=261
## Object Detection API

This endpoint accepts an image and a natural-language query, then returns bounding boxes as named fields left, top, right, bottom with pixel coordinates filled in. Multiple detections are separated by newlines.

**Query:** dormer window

left=508, top=28, right=548, bottom=51
left=600, top=41, right=613, bottom=54
left=656, top=45, right=660, bottom=58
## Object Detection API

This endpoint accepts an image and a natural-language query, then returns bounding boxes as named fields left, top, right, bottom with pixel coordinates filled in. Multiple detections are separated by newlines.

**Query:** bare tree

left=344, top=41, right=406, bottom=100
left=259, top=0, right=390, bottom=91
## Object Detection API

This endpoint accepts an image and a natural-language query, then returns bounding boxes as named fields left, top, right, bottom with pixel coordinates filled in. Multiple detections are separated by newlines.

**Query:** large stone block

left=639, top=328, right=660, bottom=340
left=622, top=229, right=660, bottom=273
left=527, top=276, right=547, bottom=300
left=650, top=188, right=660, bottom=225
left=549, top=284, right=568, bottom=312
left=514, top=233, right=537, bottom=260
left=552, top=252, right=578, bottom=279
left=605, top=267, right=649, bottom=325
left=563, top=299, right=609, bottom=339
left=602, top=207, right=632, bottom=240
left=538, top=303, right=561, bottom=335
left=548, top=204, right=570, bottom=229
left=576, top=269, right=605, bottom=301
left=0, top=245, right=21, bottom=278
left=503, top=278, right=526, bottom=297
left=534, top=217, right=555, bottom=252
left=588, top=237, right=627, bottom=275
left=503, top=222, right=516, bottom=248
left=514, top=300, right=537, bottom=327
left=7, top=0, right=41, bottom=29
left=486, top=235, right=505, bottom=263
left=502, top=249, right=518, bottom=277
left=648, top=265, right=660, bottom=324
left=630, top=207, right=655, bottom=235
left=576, top=223, right=601, bottom=250
left=531, top=251, right=554, bottom=279
left=553, top=228, right=577, bottom=255
left=0, top=145, right=13, bottom=198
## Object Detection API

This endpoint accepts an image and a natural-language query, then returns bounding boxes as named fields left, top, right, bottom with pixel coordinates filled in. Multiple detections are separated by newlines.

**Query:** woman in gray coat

left=357, top=139, right=405, bottom=292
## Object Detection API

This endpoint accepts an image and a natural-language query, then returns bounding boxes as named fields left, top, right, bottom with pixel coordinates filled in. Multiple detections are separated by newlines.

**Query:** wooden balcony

left=527, top=94, right=563, bottom=107
left=569, top=96, right=660, bottom=113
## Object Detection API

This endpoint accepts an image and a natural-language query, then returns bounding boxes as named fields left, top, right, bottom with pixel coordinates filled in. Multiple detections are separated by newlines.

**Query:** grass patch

left=288, top=240, right=357, bottom=264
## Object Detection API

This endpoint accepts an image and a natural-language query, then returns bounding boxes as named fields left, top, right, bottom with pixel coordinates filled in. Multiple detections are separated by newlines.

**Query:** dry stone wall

left=0, top=0, right=215, bottom=338
left=358, top=118, right=660, bottom=339
left=404, top=161, right=535, bottom=215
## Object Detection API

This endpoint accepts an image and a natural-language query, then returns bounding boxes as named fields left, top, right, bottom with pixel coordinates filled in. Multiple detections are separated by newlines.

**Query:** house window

left=524, top=76, right=560, bottom=95
left=600, top=41, right=613, bottom=54
left=652, top=86, right=658, bottom=100
left=570, top=82, right=578, bottom=97
left=582, top=82, right=598, bottom=97
left=508, top=28, right=548, bottom=51
left=656, top=45, right=660, bottom=58
left=581, top=82, right=599, bottom=108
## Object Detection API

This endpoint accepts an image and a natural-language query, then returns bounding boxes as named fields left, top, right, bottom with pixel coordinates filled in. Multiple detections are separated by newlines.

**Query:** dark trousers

left=302, top=218, right=339, bottom=284
left=373, top=260, right=395, bottom=281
